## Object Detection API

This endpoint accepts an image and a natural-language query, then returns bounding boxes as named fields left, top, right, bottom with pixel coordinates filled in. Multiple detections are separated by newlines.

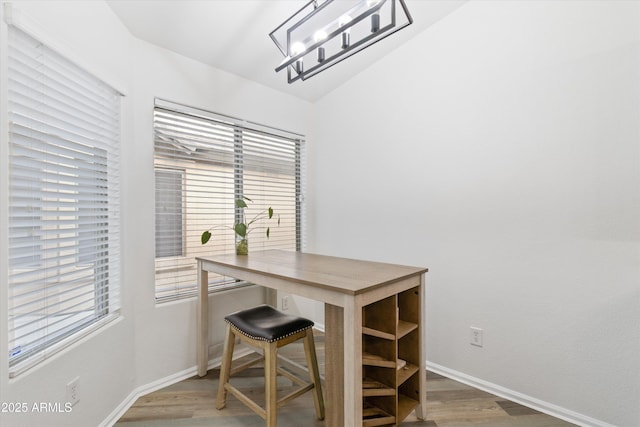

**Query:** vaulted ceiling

left=106, top=0, right=464, bottom=102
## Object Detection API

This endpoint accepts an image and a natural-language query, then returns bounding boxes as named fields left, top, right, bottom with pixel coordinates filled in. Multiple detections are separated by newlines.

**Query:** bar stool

left=216, top=304, right=325, bottom=426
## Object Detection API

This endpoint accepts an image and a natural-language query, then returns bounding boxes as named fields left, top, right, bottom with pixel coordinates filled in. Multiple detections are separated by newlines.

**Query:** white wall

left=307, top=1, right=640, bottom=426
left=0, top=2, right=137, bottom=427
left=0, top=1, right=313, bottom=427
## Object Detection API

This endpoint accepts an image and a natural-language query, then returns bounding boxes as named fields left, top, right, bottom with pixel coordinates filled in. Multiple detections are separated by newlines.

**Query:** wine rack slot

left=361, top=285, right=423, bottom=425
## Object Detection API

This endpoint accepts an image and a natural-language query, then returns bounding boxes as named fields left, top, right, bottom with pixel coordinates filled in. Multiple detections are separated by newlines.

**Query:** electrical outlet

left=66, top=377, right=80, bottom=406
left=282, top=295, right=290, bottom=311
left=470, top=327, right=483, bottom=347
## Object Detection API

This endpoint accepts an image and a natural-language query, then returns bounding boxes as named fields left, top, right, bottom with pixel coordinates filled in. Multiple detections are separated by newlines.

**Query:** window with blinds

left=7, top=26, right=121, bottom=375
left=154, top=99, right=303, bottom=302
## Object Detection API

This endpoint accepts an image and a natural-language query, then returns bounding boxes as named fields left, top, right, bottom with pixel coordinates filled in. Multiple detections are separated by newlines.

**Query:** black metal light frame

left=270, top=0, right=413, bottom=84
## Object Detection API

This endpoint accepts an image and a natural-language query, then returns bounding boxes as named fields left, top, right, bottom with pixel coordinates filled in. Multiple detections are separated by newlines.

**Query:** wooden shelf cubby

left=361, top=284, right=423, bottom=425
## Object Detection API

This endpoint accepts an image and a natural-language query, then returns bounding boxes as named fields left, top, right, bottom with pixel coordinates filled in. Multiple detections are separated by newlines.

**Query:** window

left=155, top=168, right=185, bottom=258
left=154, top=99, right=303, bottom=302
left=7, top=27, right=121, bottom=375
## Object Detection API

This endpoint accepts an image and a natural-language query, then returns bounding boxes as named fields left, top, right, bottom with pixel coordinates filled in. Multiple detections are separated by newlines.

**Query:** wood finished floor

left=116, top=333, right=576, bottom=427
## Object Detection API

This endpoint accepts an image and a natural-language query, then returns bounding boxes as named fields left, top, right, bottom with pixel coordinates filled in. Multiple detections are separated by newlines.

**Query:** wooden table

left=196, top=250, right=428, bottom=426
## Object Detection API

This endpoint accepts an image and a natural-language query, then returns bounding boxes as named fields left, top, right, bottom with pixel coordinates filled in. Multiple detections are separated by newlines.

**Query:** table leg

left=416, top=276, right=427, bottom=419
left=325, top=301, right=363, bottom=426
left=197, top=261, right=209, bottom=377
left=324, top=304, right=344, bottom=427
left=344, top=299, right=363, bottom=426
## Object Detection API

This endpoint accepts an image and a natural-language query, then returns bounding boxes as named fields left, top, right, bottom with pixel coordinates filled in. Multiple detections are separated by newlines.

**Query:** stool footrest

left=225, top=383, right=267, bottom=420
left=278, top=383, right=315, bottom=407
left=277, top=366, right=307, bottom=387
left=229, top=354, right=263, bottom=376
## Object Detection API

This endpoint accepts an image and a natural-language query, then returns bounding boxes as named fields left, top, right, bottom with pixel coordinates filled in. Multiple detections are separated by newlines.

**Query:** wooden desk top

left=197, top=250, right=428, bottom=295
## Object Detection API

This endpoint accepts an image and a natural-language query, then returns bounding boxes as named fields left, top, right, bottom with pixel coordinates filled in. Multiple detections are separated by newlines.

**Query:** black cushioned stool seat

left=225, top=304, right=314, bottom=342
left=216, top=304, right=324, bottom=427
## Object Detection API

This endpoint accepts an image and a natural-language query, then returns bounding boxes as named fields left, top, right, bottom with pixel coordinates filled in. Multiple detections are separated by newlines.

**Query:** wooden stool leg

left=216, top=324, right=235, bottom=410
left=264, top=342, right=278, bottom=427
left=303, top=331, right=325, bottom=420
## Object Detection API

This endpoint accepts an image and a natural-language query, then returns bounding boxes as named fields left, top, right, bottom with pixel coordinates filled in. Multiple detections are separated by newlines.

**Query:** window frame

left=6, top=24, right=122, bottom=377
left=153, top=98, right=304, bottom=303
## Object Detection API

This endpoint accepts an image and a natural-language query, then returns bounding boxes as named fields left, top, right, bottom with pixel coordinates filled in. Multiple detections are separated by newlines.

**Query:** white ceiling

left=106, top=0, right=465, bottom=102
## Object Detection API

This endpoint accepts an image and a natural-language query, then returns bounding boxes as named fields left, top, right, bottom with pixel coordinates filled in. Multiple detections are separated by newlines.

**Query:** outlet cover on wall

left=66, top=377, right=80, bottom=406
left=470, top=327, right=483, bottom=347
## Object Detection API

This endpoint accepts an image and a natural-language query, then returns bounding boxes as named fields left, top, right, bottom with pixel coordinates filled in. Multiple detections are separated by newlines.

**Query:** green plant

left=200, top=196, right=279, bottom=254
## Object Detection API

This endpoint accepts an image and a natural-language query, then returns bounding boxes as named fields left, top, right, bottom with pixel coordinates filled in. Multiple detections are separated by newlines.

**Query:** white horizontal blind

left=7, top=26, right=121, bottom=372
left=154, top=99, right=302, bottom=302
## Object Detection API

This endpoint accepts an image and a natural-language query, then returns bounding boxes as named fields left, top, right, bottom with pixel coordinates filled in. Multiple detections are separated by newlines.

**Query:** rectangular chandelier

left=270, top=0, right=413, bottom=84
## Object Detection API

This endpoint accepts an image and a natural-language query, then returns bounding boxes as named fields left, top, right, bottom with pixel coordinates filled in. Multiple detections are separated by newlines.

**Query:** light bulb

left=314, top=31, right=327, bottom=63
left=338, top=15, right=352, bottom=28
left=291, top=42, right=306, bottom=56
left=314, top=30, right=327, bottom=42
left=339, top=15, right=352, bottom=49
left=368, top=0, right=381, bottom=32
left=291, top=42, right=305, bottom=74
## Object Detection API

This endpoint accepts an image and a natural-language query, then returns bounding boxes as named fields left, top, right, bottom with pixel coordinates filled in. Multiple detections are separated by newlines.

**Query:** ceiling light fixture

left=270, top=0, right=413, bottom=84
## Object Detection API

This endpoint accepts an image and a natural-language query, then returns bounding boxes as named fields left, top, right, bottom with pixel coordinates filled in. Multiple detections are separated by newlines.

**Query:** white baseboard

left=426, top=361, right=616, bottom=427
left=100, top=347, right=254, bottom=427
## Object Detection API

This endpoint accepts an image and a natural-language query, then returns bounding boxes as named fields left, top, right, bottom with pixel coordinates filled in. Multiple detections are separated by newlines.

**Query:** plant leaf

left=266, top=227, right=270, bottom=238
left=268, top=207, right=273, bottom=219
left=235, top=199, right=248, bottom=209
left=234, top=223, right=247, bottom=237
left=201, top=231, right=212, bottom=245
left=277, top=215, right=281, bottom=226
